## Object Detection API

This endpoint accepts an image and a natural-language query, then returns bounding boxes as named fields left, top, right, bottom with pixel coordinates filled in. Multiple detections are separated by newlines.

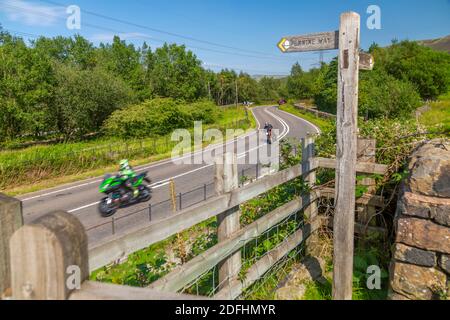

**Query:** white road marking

left=21, top=129, right=259, bottom=202
left=68, top=201, right=101, bottom=213
left=276, top=108, right=321, bottom=134
left=66, top=107, right=290, bottom=214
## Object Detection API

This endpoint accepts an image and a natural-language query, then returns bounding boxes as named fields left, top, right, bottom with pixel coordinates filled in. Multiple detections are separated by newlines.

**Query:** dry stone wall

left=390, top=139, right=450, bottom=300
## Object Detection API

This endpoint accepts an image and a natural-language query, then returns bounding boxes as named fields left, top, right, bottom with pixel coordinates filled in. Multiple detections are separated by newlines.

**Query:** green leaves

left=102, top=98, right=222, bottom=138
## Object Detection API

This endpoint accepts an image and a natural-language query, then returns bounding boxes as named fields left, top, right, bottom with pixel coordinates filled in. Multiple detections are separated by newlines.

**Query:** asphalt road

left=18, top=106, right=319, bottom=245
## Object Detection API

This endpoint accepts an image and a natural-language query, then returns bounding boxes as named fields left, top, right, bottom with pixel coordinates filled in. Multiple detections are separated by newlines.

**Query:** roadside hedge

left=102, top=98, right=223, bottom=138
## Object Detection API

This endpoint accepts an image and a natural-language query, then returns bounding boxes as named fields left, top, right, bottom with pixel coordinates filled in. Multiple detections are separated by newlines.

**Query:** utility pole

left=235, top=78, right=239, bottom=128
left=207, top=81, right=212, bottom=100
left=235, top=78, right=239, bottom=107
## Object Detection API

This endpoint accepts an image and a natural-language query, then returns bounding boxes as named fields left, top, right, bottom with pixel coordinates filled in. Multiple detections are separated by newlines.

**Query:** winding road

left=18, top=106, right=319, bottom=245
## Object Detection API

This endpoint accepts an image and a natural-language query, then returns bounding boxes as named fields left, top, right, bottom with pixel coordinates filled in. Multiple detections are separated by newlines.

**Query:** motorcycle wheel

left=139, top=186, right=152, bottom=202
left=99, top=197, right=117, bottom=217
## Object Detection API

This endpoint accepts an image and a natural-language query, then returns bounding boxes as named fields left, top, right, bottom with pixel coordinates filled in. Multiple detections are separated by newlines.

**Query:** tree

left=0, top=31, right=55, bottom=140
left=286, top=62, right=316, bottom=100
left=359, top=69, right=422, bottom=119
left=373, top=41, right=450, bottom=100
left=51, top=64, right=132, bottom=138
left=97, top=36, right=147, bottom=99
left=259, top=76, right=286, bottom=102
left=149, top=43, right=206, bottom=101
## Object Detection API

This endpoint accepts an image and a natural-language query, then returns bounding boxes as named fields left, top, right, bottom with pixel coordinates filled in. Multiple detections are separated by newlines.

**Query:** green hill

left=419, top=35, right=450, bottom=53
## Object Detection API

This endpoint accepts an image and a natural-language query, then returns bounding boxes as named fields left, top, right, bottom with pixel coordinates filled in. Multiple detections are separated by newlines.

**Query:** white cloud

left=90, top=32, right=154, bottom=43
left=0, top=0, right=64, bottom=26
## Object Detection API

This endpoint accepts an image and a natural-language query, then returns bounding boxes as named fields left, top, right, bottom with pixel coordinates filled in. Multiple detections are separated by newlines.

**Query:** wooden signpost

left=278, top=12, right=372, bottom=300
left=277, top=31, right=339, bottom=53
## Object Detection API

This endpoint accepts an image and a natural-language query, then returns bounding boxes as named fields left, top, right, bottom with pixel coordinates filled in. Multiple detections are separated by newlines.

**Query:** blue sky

left=0, top=0, right=449, bottom=75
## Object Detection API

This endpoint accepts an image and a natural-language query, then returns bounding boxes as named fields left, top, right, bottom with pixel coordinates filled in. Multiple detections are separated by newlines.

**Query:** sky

left=0, top=0, right=449, bottom=75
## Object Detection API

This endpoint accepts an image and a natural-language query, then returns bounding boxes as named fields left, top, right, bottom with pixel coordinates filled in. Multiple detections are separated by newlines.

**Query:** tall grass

left=419, top=92, right=450, bottom=133
left=0, top=107, right=252, bottom=190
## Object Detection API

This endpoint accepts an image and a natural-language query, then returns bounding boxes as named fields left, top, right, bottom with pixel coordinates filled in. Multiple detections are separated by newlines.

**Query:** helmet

left=119, top=159, right=130, bottom=171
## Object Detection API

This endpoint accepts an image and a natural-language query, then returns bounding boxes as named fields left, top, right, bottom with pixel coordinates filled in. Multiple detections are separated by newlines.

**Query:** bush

left=183, top=99, right=223, bottom=124
left=103, top=98, right=222, bottom=138
left=359, top=69, right=422, bottom=119
left=314, top=61, right=423, bottom=119
left=373, top=41, right=450, bottom=100
left=52, top=64, right=133, bottom=138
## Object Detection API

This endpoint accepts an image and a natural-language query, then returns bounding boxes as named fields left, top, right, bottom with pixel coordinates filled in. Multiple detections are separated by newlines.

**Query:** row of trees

left=1, top=25, right=449, bottom=142
left=0, top=29, right=283, bottom=142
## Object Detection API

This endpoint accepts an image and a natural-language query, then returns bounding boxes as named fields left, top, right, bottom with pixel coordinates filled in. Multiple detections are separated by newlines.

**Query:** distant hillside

left=419, top=35, right=450, bottom=53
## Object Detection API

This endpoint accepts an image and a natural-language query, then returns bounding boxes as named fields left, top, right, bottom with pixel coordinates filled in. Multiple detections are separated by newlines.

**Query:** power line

left=1, top=26, right=290, bottom=75
left=1, top=2, right=301, bottom=63
left=203, top=63, right=289, bottom=76
left=2, top=29, right=40, bottom=39
left=38, top=0, right=295, bottom=61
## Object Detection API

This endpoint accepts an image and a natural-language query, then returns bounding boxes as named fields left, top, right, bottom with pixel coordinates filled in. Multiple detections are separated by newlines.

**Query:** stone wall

left=389, top=139, right=450, bottom=300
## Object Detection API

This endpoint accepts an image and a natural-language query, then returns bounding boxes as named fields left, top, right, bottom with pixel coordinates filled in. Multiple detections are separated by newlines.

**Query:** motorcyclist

left=264, top=122, right=274, bottom=144
left=264, top=122, right=273, bottom=134
left=119, top=159, right=139, bottom=198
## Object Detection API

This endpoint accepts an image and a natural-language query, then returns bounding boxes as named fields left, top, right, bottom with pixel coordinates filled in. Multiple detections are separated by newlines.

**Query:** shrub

left=359, top=69, right=422, bottom=119
left=52, top=64, right=133, bottom=138
left=103, top=98, right=222, bottom=138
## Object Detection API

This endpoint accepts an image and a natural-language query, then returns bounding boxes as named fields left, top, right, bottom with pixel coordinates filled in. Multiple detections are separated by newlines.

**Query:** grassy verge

left=419, top=92, right=450, bottom=133
left=243, top=231, right=390, bottom=300
left=279, top=103, right=334, bottom=132
left=1, top=106, right=255, bottom=196
left=90, top=218, right=218, bottom=286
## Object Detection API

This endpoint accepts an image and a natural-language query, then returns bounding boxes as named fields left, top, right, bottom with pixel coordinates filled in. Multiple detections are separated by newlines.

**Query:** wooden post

left=357, top=138, right=377, bottom=227
left=170, top=179, right=177, bottom=213
left=215, top=153, right=241, bottom=290
left=301, top=135, right=318, bottom=256
left=0, top=194, right=23, bottom=298
left=333, top=11, right=360, bottom=301
left=9, top=211, right=89, bottom=300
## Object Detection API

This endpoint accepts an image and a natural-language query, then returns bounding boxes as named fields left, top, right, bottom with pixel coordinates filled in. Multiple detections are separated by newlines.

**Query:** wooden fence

left=0, top=135, right=388, bottom=300
left=293, top=103, right=337, bottom=120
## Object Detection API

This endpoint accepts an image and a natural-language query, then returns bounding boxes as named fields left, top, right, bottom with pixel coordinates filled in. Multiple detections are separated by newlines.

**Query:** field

left=279, top=103, right=335, bottom=131
left=419, top=92, right=450, bottom=133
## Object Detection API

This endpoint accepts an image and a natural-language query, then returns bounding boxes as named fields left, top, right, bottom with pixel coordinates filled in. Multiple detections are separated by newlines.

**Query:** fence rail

left=293, top=103, right=337, bottom=120
left=0, top=135, right=388, bottom=300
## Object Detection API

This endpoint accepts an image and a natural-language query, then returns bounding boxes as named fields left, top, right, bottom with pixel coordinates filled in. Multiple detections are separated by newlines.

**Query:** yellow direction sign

left=277, top=31, right=339, bottom=53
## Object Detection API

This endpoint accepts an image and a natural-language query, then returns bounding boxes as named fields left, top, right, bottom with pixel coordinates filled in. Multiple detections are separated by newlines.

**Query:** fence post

left=333, top=11, right=360, bottom=300
left=215, top=153, right=241, bottom=291
left=9, top=211, right=89, bottom=300
left=256, top=163, right=259, bottom=179
left=170, top=179, right=177, bottom=213
left=0, top=194, right=23, bottom=298
left=357, top=138, right=377, bottom=228
left=301, top=135, right=318, bottom=256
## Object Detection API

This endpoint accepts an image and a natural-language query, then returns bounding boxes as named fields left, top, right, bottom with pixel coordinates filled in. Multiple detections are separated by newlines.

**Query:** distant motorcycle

left=98, top=171, right=152, bottom=217
left=266, top=129, right=273, bottom=144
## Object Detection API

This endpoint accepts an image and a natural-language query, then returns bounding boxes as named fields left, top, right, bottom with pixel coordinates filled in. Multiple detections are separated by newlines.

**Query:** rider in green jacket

left=119, top=159, right=139, bottom=198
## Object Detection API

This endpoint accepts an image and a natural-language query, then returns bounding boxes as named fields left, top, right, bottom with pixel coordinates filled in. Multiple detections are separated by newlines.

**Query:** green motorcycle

left=98, top=171, right=152, bottom=217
